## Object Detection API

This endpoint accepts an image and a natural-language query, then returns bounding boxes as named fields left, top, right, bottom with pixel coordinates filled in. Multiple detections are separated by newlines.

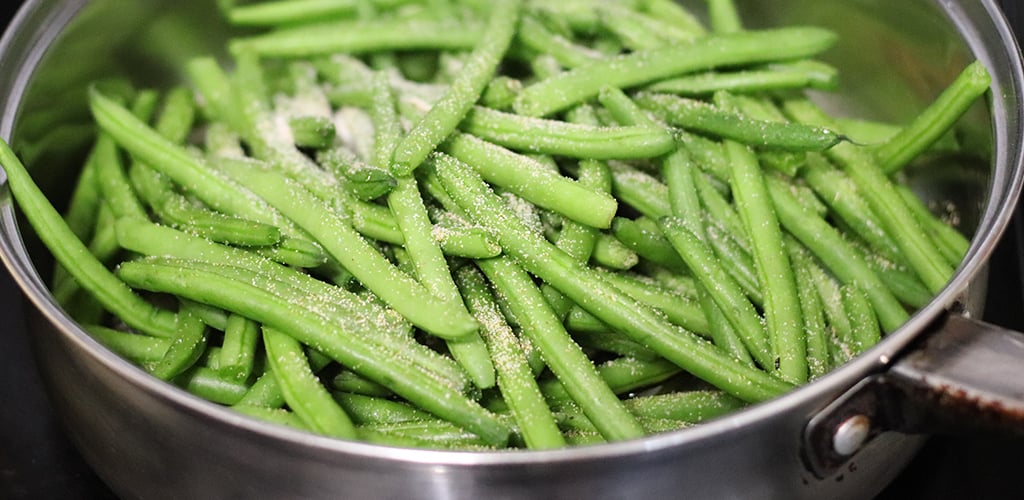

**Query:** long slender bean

left=444, top=133, right=618, bottom=229
left=263, top=326, right=358, bottom=439
left=454, top=265, right=565, bottom=449
left=783, top=97, right=955, bottom=294
left=513, top=27, right=838, bottom=117
left=460, top=106, right=675, bottom=160
left=214, top=159, right=479, bottom=340
left=116, top=257, right=510, bottom=446
left=434, top=152, right=793, bottom=402
left=875, top=61, right=991, bottom=174
left=637, top=92, right=842, bottom=152
left=391, top=1, right=522, bottom=175
left=726, top=141, right=806, bottom=383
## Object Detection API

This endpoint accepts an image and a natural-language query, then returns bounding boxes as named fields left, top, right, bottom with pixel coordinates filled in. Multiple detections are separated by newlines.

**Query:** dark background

left=1, top=1, right=1023, bottom=499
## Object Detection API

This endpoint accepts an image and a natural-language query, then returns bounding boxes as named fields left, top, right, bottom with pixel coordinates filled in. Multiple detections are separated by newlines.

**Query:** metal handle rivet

left=832, top=415, right=871, bottom=456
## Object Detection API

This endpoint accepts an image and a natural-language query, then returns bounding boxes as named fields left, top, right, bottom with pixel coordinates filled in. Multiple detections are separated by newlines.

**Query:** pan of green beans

left=0, top=0, right=1022, bottom=498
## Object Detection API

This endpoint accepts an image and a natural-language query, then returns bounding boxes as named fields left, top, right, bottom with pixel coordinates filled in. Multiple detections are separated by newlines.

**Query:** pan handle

left=802, top=314, right=1024, bottom=478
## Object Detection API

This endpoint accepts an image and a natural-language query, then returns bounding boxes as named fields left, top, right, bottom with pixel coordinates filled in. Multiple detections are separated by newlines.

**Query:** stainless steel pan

left=1, top=1, right=1022, bottom=499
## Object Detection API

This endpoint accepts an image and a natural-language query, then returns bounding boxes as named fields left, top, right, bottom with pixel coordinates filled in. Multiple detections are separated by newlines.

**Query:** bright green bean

left=434, top=152, right=793, bottom=402
left=0, top=139, right=182, bottom=338
left=214, top=160, right=479, bottom=340
left=658, top=216, right=774, bottom=371
left=783, top=97, right=955, bottom=294
left=637, top=92, right=842, bottom=152
left=219, top=313, right=260, bottom=381
left=444, top=133, right=618, bottom=228
left=116, top=257, right=509, bottom=446
left=840, top=284, right=881, bottom=356
left=647, top=60, right=838, bottom=96
left=513, top=26, right=838, bottom=117
left=725, top=141, right=806, bottom=383
left=478, top=256, right=645, bottom=442
left=391, top=1, right=522, bottom=175
left=230, top=16, right=485, bottom=58
left=875, top=61, right=991, bottom=174
left=454, top=265, right=565, bottom=449
left=765, top=174, right=909, bottom=332
left=264, top=326, right=358, bottom=439
left=460, top=106, right=675, bottom=160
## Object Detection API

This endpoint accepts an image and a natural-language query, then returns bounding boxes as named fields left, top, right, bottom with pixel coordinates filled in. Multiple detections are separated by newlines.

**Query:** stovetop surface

left=1, top=1, right=1024, bottom=499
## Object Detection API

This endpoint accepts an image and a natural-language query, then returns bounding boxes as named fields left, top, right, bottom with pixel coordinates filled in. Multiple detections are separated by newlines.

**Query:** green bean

left=219, top=313, right=260, bottom=381
left=460, top=106, right=675, bottom=160
left=230, top=16, right=485, bottom=58
left=784, top=239, right=832, bottom=379
left=85, top=204, right=119, bottom=264
left=702, top=217, right=764, bottom=307
left=116, top=257, right=510, bottom=446
left=707, top=0, right=743, bottom=33
left=332, top=392, right=432, bottom=425
left=434, top=152, right=792, bottom=402
left=454, top=264, right=565, bottom=449
left=175, top=366, right=251, bottom=405
left=345, top=198, right=500, bottom=258
left=857, top=243, right=933, bottom=309
left=116, top=222, right=471, bottom=391
left=389, top=176, right=496, bottom=388
left=647, top=60, right=838, bottom=96
left=85, top=324, right=171, bottom=365
left=233, top=53, right=345, bottom=202
left=331, top=371, right=394, bottom=398
left=479, top=76, right=522, bottom=111
left=359, top=419, right=492, bottom=450
left=263, top=327, right=358, bottom=439
left=804, top=257, right=856, bottom=367
left=571, top=330, right=661, bottom=361
left=391, top=1, right=522, bottom=175
left=599, top=270, right=708, bottom=334
left=597, top=87, right=658, bottom=128
left=517, top=15, right=600, bottom=69
left=214, top=159, right=479, bottom=340
left=288, top=115, right=336, bottom=150
left=226, top=0, right=412, bottom=27
left=606, top=161, right=671, bottom=220
left=639, top=0, right=707, bottom=37
left=801, top=155, right=904, bottom=264
left=444, top=133, right=618, bottom=229
left=233, top=405, right=309, bottom=431
left=114, top=219, right=411, bottom=339
left=89, top=89, right=291, bottom=230
left=564, top=305, right=610, bottom=333
left=596, top=4, right=673, bottom=51
left=636, top=93, right=842, bottom=152
left=895, top=184, right=969, bottom=268
left=840, top=284, right=880, bottom=356
left=627, top=390, right=747, bottom=422
left=0, top=139, right=183, bottom=338
left=234, top=371, right=287, bottom=409
left=611, top=217, right=687, bottom=273
left=657, top=216, right=773, bottom=371
left=679, top=132, right=732, bottom=183
left=765, top=174, right=909, bottom=332
left=725, top=141, right=806, bottom=383
left=875, top=61, right=991, bottom=174
left=477, top=256, right=644, bottom=442
left=61, top=154, right=102, bottom=243
left=540, top=356, right=681, bottom=405
left=590, top=233, right=639, bottom=270
left=149, top=307, right=208, bottom=380
left=513, top=26, right=838, bottom=117
left=783, top=97, right=955, bottom=294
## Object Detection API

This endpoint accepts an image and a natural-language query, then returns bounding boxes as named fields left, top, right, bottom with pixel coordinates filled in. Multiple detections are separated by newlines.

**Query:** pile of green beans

left=0, top=0, right=990, bottom=449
